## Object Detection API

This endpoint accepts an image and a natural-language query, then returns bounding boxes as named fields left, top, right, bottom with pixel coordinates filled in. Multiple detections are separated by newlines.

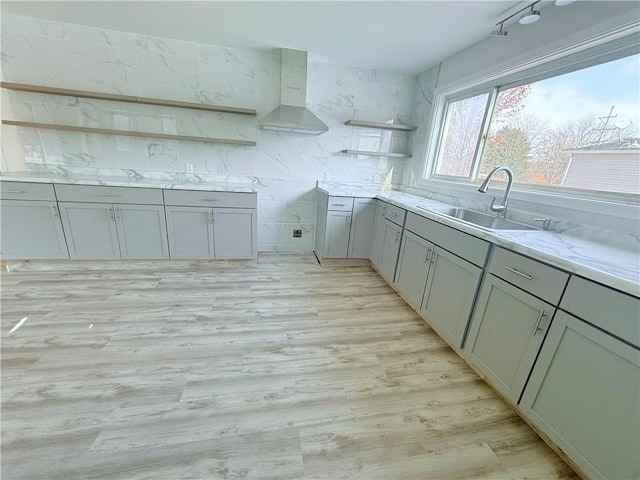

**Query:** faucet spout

left=477, top=166, right=514, bottom=217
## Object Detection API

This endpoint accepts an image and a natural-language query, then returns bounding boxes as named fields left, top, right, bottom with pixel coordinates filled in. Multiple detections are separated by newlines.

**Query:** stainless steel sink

left=428, top=207, right=537, bottom=231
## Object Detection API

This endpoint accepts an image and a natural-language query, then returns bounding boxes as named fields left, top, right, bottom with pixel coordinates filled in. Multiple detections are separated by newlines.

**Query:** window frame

left=420, top=33, right=640, bottom=203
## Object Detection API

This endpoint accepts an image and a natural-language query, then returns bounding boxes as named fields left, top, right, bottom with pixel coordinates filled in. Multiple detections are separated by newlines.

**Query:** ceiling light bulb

left=555, top=0, right=576, bottom=5
left=519, top=7, right=541, bottom=24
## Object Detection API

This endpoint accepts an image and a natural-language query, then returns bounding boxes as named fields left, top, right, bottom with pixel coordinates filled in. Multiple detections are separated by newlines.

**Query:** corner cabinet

left=164, top=189, right=257, bottom=260
left=0, top=181, right=68, bottom=259
left=314, top=192, right=375, bottom=262
left=520, top=276, right=640, bottom=480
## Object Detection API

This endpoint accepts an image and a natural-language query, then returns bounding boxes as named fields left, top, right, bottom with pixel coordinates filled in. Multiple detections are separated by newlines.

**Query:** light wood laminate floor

left=1, top=255, right=578, bottom=480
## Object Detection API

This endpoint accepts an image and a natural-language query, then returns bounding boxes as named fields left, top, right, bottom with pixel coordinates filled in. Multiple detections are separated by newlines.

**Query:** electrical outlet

left=185, top=163, right=194, bottom=174
left=293, top=229, right=302, bottom=238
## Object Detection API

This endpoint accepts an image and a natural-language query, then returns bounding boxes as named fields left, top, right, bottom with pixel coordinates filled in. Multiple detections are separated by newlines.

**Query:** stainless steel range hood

left=259, top=49, right=328, bottom=135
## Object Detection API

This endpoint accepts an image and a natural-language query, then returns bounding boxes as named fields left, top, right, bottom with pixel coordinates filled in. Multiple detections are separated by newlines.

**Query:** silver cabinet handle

left=50, top=205, right=59, bottom=218
left=113, top=207, right=120, bottom=220
left=389, top=212, right=398, bottom=217
left=332, top=203, right=346, bottom=206
left=532, top=309, right=546, bottom=335
left=534, top=217, right=551, bottom=230
left=504, top=266, right=533, bottom=280
left=107, top=208, right=115, bottom=220
left=430, top=248, right=437, bottom=265
left=98, top=193, right=122, bottom=197
left=4, top=189, right=25, bottom=193
left=395, top=231, right=401, bottom=242
left=201, top=199, right=219, bottom=202
left=425, top=247, right=432, bottom=263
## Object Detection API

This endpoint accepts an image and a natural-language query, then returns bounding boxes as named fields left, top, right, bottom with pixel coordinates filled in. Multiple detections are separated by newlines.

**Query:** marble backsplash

left=1, top=13, right=417, bottom=253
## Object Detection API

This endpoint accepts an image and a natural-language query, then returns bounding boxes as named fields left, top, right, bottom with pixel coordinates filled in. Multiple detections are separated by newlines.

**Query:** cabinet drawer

left=1, top=181, right=56, bottom=201
left=164, top=189, right=256, bottom=208
left=561, top=276, right=640, bottom=347
left=55, top=184, right=163, bottom=205
left=405, top=212, right=489, bottom=268
left=327, top=197, right=354, bottom=211
left=489, top=247, right=569, bottom=305
left=384, top=204, right=406, bottom=226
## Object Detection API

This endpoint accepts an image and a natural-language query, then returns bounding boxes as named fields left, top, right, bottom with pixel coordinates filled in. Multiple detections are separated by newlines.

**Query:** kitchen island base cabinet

left=0, top=200, right=69, bottom=260
left=166, top=206, right=256, bottom=260
left=520, top=311, right=640, bottom=480
left=59, top=202, right=169, bottom=260
left=421, top=246, right=482, bottom=349
left=463, top=274, right=553, bottom=404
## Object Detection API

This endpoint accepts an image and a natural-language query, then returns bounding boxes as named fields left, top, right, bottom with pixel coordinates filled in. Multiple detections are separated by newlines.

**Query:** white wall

left=0, top=14, right=417, bottom=253
left=402, top=1, right=640, bottom=242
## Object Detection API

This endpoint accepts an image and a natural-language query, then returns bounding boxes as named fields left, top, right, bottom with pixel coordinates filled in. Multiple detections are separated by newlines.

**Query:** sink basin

left=429, top=207, right=537, bottom=231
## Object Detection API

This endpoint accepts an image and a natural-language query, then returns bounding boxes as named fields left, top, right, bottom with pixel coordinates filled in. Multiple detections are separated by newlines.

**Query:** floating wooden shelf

left=2, top=120, right=256, bottom=147
left=1, top=82, right=257, bottom=116
left=345, top=119, right=417, bottom=132
left=341, top=149, right=412, bottom=158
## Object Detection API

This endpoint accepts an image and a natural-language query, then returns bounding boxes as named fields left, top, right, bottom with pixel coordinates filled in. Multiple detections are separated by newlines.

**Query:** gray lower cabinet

left=0, top=200, right=69, bottom=259
left=59, top=202, right=121, bottom=259
left=463, top=274, right=553, bottom=403
left=378, top=219, right=403, bottom=282
left=165, top=206, right=256, bottom=259
left=520, top=311, right=640, bottom=480
left=393, top=230, right=431, bottom=309
left=113, top=204, right=169, bottom=259
left=369, top=200, right=387, bottom=268
left=348, top=198, right=376, bottom=258
left=59, top=202, right=169, bottom=259
left=213, top=208, right=257, bottom=259
left=421, top=246, right=482, bottom=348
left=324, top=211, right=352, bottom=258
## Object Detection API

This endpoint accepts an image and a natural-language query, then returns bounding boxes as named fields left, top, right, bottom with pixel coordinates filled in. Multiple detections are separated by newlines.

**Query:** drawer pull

left=504, top=266, right=533, bottom=280
left=3, top=189, right=26, bottom=193
left=331, top=203, right=346, bottom=206
left=201, top=199, right=219, bottom=202
left=389, top=212, right=398, bottom=217
left=532, top=309, right=546, bottom=335
left=98, top=193, right=122, bottom=197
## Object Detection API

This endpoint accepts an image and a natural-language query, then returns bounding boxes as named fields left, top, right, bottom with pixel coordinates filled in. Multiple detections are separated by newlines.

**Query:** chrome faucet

left=478, top=166, right=514, bottom=218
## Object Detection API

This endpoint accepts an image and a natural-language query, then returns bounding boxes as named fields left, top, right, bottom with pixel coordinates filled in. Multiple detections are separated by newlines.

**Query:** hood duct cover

left=259, top=49, right=328, bottom=135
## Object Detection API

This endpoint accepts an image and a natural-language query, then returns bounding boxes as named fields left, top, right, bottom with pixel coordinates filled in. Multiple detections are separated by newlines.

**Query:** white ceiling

left=1, top=1, right=532, bottom=74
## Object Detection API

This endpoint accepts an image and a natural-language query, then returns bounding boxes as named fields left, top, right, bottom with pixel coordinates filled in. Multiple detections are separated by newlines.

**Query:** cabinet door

left=348, top=198, right=376, bottom=258
left=378, top=219, right=403, bottom=283
left=114, top=204, right=169, bottom=259
left=421, top=247, right=482, bottom=348
left=0, top=200, right=69, bottom=259
left=393, top=230, right=432, bottom=310
left=369, top=202, right=387, bottom=268
left=324, top=211, right=351, bottom=258
left=165, top=206, right=214, bottom=259
left=213, top=208, right=257, bottom=259
left=521, top=311, right=640, bottom=480
left=463, top=274, right=553, bottom=403
left=59, top=202, right=120, bottom=259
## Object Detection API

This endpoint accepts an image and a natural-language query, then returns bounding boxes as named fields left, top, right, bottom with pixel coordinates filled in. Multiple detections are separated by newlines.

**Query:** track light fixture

left=519, top=5, right=541, bottom=24
left=491, top=22, right=508, bottom=37
left=492, top=0, right=577, bottom=37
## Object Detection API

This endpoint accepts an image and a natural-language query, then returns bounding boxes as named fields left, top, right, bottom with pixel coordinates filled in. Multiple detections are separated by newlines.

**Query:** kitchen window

left=426, top=48, right=640, bottom=197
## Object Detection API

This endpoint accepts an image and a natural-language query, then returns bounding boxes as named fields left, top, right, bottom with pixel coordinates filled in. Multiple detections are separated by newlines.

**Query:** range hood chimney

left=259, top=49, right=328, bottom=135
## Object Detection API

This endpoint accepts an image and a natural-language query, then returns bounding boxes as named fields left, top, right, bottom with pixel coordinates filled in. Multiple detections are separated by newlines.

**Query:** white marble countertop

left=318, top=183, right=640, bottom=298
left=0, top=173, right=257, bottom=193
